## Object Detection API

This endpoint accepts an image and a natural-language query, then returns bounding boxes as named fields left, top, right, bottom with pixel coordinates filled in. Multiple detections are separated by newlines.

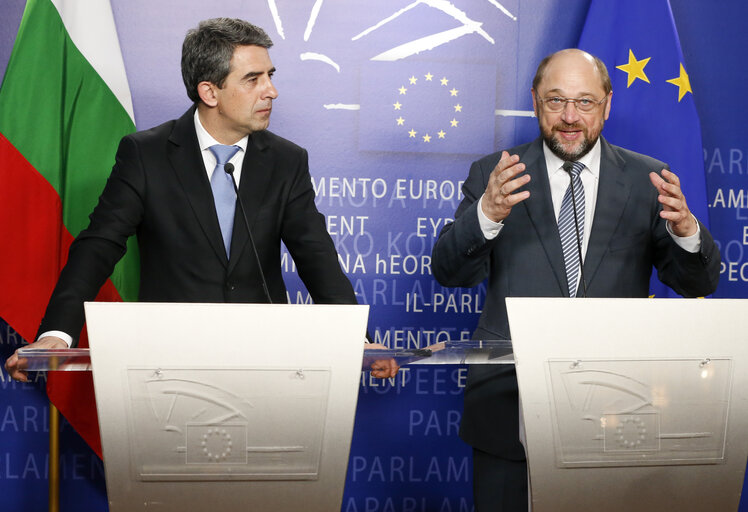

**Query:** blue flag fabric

left=359, top=61, right=496, bottom=155
left=578, top=0, right=709, bottom=297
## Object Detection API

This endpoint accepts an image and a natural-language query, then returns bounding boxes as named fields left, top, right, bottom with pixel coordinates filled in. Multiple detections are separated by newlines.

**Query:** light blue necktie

left=558, top=161, right=585, bottom=297
left=209, top=144, right=240, bottom=257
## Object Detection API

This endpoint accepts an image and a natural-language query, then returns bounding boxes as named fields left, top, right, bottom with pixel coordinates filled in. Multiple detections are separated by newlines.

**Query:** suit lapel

left=520, top=139, right=569, bottom=295
left=583, top=138, right=632, bottom=287
left=228, top=131, right=274, bottom=274
left=168, top=107, right=229, bottom=266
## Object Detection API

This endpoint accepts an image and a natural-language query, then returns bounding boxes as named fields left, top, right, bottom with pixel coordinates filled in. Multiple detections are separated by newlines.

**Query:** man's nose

left=560, top=100, right=579, bottom=123
left=264, top=79, right=278, bottom=100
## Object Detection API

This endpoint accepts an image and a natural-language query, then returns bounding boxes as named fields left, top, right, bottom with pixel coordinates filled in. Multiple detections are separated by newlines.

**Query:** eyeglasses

left=537, top=95, right=607, bottom=113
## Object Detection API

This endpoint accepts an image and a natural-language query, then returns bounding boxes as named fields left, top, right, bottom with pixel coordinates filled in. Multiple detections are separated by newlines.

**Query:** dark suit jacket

left=38, top=107, right=358, bottom=344
left=431, top=136, right=720, bottom=459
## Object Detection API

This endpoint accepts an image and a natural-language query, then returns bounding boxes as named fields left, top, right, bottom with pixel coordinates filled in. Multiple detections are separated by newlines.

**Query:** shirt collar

left=543, top=137, right=601, bottom=179
left=193, top=109, right=249, bottom=153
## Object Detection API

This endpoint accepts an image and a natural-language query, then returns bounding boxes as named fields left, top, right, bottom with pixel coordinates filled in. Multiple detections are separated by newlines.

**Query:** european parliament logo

left=359, top=62, right=496, bottom=155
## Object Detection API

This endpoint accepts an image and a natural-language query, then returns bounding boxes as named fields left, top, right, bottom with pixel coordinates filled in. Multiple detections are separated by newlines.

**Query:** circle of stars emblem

left=392, top=72, right=462, bottom=144
left=201, top=427, right=233, bottom=462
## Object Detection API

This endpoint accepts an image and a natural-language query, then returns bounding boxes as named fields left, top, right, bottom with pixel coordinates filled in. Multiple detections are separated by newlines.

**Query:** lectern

left=19, top=299, right=747, bottom=510
left=507, top=297, right=748, bottom=511
left=84, top=302, right=368, bottom=511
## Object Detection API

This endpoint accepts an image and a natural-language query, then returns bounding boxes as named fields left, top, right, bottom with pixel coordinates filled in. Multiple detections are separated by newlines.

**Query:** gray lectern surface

left=83, top=302, right=369, bottom=512
left=507, top=297, right=748, bottom=512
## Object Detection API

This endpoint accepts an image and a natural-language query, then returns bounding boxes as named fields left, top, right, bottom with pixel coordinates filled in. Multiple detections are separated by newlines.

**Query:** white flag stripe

left=51, top=0, right=134, bottom=122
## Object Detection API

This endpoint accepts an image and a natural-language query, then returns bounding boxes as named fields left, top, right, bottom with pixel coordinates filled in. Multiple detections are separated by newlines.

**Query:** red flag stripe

left=1, top=132, right=67, bottom=342
left=1, top=132, right=123, bottom=457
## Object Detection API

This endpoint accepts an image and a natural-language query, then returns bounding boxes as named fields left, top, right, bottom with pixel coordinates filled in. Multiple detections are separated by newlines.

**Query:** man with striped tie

left=431, top=48, right=720, bottom=511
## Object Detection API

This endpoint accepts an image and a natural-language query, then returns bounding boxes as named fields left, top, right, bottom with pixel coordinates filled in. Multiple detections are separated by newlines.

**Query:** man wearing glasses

left=431, top=49, right=720, bottom=510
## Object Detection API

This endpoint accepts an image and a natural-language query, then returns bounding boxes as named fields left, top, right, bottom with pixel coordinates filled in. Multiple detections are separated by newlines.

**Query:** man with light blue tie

left=5, top=18, right=382, bottom=380
left=431, top=48, right=720, bottom=510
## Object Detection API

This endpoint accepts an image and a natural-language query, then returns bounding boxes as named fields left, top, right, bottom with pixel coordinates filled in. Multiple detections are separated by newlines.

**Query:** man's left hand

left=649, top=169, right=698, bottom=237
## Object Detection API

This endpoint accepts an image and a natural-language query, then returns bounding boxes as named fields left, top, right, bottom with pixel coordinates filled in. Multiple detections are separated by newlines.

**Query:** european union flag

left=358, top=61, right=496, bottom=155
left=578, top=0, right=709, bottom=297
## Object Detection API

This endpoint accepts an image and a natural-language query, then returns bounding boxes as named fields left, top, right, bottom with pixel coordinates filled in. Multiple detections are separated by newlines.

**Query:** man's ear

left=603, top=91, right=612, bottom=121
left=197, top=81, right=218, bottom=107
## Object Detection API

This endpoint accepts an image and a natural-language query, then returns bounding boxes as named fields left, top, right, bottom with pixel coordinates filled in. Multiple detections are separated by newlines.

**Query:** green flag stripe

left=0, top=0, right=139, bottom=301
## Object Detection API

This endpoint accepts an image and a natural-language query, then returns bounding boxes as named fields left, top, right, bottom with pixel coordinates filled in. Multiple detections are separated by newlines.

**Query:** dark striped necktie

left=558, top=161, right=585, bottom=297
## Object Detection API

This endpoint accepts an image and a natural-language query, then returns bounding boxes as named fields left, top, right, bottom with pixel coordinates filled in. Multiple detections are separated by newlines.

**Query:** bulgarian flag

left=0, top=0, right=139, bottom=457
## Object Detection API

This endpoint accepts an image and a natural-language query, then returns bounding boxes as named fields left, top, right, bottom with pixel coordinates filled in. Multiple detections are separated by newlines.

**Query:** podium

left=86, top=302, right=367, bottom=511
left=19, top=299, right=748, bottom=510
left=507, top=297, right=748, bottom=511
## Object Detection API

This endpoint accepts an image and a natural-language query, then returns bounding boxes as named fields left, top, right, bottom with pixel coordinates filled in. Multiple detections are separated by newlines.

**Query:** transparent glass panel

left=126, top=367, right=330, bottom=481
left=362, top=340, right=514, bottom=367
left=546, top=358, right=732, bottom=467
left=20, top=340, right=515, bottom=375
left=16, top=348, right=91, bottom=371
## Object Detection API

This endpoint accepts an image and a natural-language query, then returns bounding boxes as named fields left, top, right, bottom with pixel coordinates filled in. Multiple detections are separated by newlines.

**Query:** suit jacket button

left=226, top=282, right=236, bottom=291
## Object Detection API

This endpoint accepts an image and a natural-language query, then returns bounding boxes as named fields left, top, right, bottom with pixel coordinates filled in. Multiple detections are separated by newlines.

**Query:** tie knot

left=209, top=144, right=240, bottom=165
left=570, top=161, right=584, bottom=178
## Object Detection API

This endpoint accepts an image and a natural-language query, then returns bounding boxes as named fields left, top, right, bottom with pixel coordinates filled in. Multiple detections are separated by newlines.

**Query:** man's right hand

left=366, top=342, right=401, bottom=379
left=481, top=151, right=531, bottom=223
left=4, top=336, right=67, bottom=383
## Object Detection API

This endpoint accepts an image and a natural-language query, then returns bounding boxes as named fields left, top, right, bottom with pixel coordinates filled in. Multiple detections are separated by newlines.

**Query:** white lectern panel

left=546, top=358, right=731, bottom=467
left=84, top=302, right=368, bottom=512
left=507, top=298, right=748, bottom=512
left=127, top=367, right=331, bottom=480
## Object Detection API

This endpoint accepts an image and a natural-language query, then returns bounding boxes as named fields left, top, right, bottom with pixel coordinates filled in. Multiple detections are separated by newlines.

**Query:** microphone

left=562, top=161, right=587, bottom=297
left=224, top=162, right=273, bottom=304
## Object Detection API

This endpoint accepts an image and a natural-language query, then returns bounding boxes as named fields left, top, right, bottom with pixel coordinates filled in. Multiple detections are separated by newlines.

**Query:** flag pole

left=49, top=401, right=60, bottom=512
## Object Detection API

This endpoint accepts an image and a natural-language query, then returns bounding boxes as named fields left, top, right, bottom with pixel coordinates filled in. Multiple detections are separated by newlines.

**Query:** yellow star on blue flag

left=666, top=63, right=693, bottom=101
left=616, top=49, right=651, bottom=87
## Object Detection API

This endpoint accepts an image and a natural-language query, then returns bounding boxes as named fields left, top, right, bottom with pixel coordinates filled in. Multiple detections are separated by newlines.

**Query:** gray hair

left=181, top=18, right=273, bottom=103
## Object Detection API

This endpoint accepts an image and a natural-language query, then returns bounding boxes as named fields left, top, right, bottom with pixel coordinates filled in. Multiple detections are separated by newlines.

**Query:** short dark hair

left=181, top=18, right=273, bottom=103
left=532, top=49, right=612, bottom=96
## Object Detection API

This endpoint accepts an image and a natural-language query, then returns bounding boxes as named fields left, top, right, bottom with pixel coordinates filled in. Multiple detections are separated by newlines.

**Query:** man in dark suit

left=6, top=18, right=395, bottom=380
left=431, top=49, right=720, bottom=510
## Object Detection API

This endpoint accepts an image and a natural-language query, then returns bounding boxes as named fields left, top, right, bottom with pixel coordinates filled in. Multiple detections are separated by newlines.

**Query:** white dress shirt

left=194, top=109, right=248, bottom=186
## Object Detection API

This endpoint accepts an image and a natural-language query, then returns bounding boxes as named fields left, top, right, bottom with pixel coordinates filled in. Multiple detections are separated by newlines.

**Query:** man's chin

left=249, top=121, right=270, bottom=133
left=547, top=135, right=594, bottom=161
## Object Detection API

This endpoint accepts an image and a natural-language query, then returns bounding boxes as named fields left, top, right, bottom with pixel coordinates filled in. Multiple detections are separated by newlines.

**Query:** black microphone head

left=562, top=161, right=574, bottom=174
left=224, top=162, right=235, bottom=175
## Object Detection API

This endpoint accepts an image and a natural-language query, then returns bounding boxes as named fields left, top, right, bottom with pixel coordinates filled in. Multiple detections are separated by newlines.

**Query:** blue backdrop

left=1, top=0, right=746, bottom=509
